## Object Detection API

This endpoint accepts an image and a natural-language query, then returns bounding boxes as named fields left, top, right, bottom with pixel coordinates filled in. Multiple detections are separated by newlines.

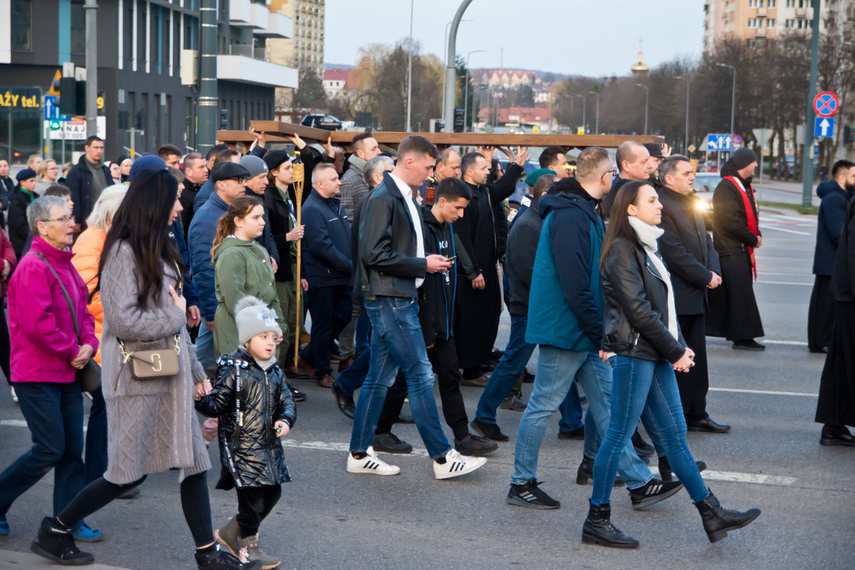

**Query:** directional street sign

left=815, top=117, right=835, bottom=138
left=707, top=133, right=732, bottom=152
left=813, top=91, right=839, bottom=118
left=44, top=95, right=59, bottom=121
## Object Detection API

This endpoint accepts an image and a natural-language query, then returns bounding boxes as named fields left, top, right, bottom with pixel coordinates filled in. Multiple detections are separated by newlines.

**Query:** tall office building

left=268, top=0, right=325, bottom=110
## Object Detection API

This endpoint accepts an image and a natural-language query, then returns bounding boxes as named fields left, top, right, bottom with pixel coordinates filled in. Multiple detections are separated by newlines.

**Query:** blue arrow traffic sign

left=815, top=117, right=835, bottom=138
left=44, top=95, right=59, bottom=121
left=707, top=134, right=732, bottom=152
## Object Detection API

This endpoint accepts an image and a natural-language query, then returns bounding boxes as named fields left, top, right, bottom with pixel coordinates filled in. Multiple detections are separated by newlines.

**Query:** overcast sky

left=325, top=0, right=706, bottom=77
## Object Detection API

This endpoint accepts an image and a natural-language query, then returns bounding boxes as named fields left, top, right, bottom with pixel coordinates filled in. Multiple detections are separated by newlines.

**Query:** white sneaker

left=346, top=446, right=401, bottom=476
left=10, top=386, right=17, bottom=405
left=433, top=448, right=487, bottom=480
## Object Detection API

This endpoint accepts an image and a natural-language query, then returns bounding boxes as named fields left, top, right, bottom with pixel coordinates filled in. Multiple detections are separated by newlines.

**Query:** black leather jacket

left=196, top=348, right=296, bottom=489
left=602, top=238, right=687, bottom=363
left=355, top=171, right=427, bottom=299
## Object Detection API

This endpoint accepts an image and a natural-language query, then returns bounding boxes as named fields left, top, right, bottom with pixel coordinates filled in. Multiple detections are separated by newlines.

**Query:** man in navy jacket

left=298, top=163, right=352, bottom=388
left=809, top=160, right=855, bottom=353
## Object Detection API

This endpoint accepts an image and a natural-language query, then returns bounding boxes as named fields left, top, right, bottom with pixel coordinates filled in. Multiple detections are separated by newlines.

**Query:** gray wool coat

left=100, top=241, right=211, bottom=485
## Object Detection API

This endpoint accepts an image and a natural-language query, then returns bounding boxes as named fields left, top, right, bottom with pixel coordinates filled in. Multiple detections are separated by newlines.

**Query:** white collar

left=389, top=172, right=413, bottom=198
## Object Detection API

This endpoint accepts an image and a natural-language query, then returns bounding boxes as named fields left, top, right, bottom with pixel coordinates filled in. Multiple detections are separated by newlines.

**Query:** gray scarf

left=628, top=216, right=678, bottom=340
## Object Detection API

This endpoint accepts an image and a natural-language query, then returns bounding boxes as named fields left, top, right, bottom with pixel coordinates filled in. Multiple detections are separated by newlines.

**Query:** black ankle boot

left=576, top=456, right=625, bottom=486
left=694, top=491, right=761, bottom=543
left=582, top=501, right=639, bottom=549
left=30, top=517, right=94, bottom=566
left=658, top=456, right=708, bottom=482
left=195, top=545, right=263, bottom=569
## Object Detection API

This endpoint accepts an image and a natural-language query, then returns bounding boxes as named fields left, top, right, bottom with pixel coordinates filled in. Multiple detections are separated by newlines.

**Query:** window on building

left=10, top=0, right=32, bottom=51
left=785, top=18, right=795, bottom=27
left=786, top=0, right=795, bottom=7
left=768, top=0, right=776, bottom=6
left=767, top=18, right=776, bottom=27
left=747, top=18, right=759, bottom=28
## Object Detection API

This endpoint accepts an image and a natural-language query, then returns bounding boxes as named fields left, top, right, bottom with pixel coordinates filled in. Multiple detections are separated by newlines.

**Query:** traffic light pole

left=84, top=0, right=98, bottom=139
left=802, top=6, right=821, bottom=209
left=198, top=0, right=218, bottom=155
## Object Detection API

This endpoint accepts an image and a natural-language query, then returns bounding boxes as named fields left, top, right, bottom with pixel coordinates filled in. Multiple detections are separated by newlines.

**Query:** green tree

left=293, top=67, right=327, bottom=110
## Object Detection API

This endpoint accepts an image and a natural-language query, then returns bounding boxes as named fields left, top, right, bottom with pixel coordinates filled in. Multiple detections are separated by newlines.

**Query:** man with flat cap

left=188, top=161, right=251, bottom=373
left=706, top=147, right=765, bottom=351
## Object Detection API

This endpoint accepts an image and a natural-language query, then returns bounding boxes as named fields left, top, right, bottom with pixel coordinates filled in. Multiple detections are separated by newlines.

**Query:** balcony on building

left=796, top=8, right=807, bottom=18
left=230, top=0, right=269, bottom=30
left=253, top=11, right=292, bottom=38
left=757, top=8, right=767, bottom=17
left=218, top=45, right=298, bottom=89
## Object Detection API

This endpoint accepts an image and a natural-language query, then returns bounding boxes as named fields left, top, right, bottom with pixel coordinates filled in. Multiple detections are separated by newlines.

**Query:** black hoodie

left=418, top=205, right=457, bottom=346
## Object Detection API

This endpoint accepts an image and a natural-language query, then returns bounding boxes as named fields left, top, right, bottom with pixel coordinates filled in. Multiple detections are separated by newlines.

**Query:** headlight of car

left=696, top=199, right=712, bottom=213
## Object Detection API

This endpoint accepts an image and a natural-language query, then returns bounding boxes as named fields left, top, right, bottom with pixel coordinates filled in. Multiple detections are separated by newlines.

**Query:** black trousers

left=58, top=472, right=214, bottom=548
left=428, top=337, right=469, bottom=441
left=375, top=372, right=409, bottom=435
left=0, top=305, right=9, bottom=385
left=676, top=313, right=710, bottom=423
left=808, top=275, right=834, bottom=351
left=235, top=484, right=282, bottom=538
left=302, top=283, right=352, bottom=377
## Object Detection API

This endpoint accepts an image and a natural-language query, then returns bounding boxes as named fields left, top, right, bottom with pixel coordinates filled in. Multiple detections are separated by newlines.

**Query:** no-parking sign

left=813, top=91, right=839, bottom=118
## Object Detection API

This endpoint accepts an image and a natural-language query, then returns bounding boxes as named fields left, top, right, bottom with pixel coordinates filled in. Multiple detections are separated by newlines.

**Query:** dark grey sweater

left=505, top=204, right=543, bottom=317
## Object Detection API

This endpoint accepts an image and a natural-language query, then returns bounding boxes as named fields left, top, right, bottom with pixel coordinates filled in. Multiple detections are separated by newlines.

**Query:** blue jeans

left=592, top=356, right=709, bottom=505
left=0, top=381, right=85, bottom=518
left=511, top=346, right=651, bottom=489
left=335, top=348, right=371, bottom=396
left=355, top=313, right=371, bottom=355
left=349, top=297, right=452, bottom=459
left=476, top=315, right=584, bottom=430
left=195, top=317, right=216, bottom=371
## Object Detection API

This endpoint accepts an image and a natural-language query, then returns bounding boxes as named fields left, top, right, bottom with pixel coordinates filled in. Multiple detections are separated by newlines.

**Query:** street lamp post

left=441, top=19, right=471, bottom=116
left=443, top=0, right=475, bottom=133
left=589, top=91, right=599, bottom=134
left=675, top=76, right=690, bottom=152
left=635, top=83, right=649, bottom=135
left=575, top=94, right=586, bottom=134
left=716, top=63, right=736, bottom=152
left=406, top=0, right=414, bottom=132
left=463, top=50, right=486, bottom=133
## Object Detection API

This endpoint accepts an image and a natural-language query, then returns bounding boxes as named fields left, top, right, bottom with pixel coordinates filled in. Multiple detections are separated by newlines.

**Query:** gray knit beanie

left=235, top=296, right=282, bottom=345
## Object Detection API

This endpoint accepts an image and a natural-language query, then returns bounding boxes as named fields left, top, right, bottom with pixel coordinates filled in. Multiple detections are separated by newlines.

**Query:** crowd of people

left=2, top=124, right=854, bottom=567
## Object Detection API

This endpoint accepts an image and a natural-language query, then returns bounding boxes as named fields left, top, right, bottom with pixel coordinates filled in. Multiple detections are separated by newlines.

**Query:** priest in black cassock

left=453, top=147, right=528, bottom=385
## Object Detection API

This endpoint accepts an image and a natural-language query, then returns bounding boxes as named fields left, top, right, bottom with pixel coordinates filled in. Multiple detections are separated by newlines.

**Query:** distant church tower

left=631, top=39, right=649, bottom=77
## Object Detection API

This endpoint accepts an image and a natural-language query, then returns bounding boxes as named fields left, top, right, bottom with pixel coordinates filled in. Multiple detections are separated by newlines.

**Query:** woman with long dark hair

left=30, top=170, right=259, bottom=569
left=583, top=180, right=761, bottom=549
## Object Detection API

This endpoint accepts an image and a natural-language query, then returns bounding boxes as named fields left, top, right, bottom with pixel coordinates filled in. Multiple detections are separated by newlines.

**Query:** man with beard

left=454, top=148, right=528, bottom=386
left=706, top=148, right=765, bottom=350
left=808, top=160, right=855, bottom=353
left=178, top=153, right=207, bottom=238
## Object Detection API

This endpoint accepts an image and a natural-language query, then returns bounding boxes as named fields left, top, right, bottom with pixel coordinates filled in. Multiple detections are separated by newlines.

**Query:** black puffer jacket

left=602, top=238, right=686, bottom=363
left=196, top=348, right=296, bottom=489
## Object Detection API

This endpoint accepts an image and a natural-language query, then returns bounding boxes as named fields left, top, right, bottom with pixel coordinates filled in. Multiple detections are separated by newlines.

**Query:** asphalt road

left=1, top=207, right=852, bottom=570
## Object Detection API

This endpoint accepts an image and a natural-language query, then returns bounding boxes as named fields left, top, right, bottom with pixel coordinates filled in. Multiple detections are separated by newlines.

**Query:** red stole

left=724, top=175, right=759, bottom=280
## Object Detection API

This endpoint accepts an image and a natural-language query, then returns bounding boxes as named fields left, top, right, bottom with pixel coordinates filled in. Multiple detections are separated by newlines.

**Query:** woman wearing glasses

left=0, top=196, right=99, bottom=543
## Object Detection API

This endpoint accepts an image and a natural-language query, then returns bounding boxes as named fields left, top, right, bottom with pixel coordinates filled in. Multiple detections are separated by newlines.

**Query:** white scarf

left=628, top=216, right=679, bottom=340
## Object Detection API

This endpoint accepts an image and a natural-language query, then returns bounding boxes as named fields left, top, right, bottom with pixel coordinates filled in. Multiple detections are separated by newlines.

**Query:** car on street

left=300, top=114, right=354, bottom=131
left=692, top=171, right=718, bottom=230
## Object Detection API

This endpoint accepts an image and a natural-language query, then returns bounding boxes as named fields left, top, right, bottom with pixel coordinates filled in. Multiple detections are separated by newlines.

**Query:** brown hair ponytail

left=211, top=195, right=264, bottom=258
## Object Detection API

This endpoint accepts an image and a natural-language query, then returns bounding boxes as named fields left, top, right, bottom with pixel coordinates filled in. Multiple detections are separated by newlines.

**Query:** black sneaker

left=632, top=430, right=655, bottom=457
left=558, top=426, right=584, bottom=440
left=455, top=433, right=499, bottom=456
left=31, top=517, right=95, bottom=566
left=470, top=418, right=509, bottom=442
left=195, top=545, right=263, bottom=569
left=289, top=385, right=307, bottom=402
left=628, top=478, right=684, bottom=509
left=373, top=432, right=413, bottom=454
left=507, top=480, right=560, bottom=510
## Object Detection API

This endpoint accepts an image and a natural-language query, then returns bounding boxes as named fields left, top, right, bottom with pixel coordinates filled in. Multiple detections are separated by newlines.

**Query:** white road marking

left=756, top=280, right=812, bottom=286
left=709, top=387, right=816, bottom=397
left=0, top=424, right=799, bottom=486
left=758, top=224, right=812, bottom=236
left=762, top=340, right=808, bottom=346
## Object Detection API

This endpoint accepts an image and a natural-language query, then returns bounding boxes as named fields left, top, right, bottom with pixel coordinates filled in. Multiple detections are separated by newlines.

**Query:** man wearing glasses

left=188, top=162, right=250, bottom=373
left=506, top=147, right=666, bottom=510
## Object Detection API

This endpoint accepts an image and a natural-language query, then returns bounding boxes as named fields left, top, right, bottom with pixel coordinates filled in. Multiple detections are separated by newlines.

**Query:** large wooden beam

left=217, top=121, right=666, bottom=151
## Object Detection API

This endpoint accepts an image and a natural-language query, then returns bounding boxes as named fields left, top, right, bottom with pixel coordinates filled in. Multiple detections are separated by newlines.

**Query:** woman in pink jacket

left=0, top=196, right=99, bottom=542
